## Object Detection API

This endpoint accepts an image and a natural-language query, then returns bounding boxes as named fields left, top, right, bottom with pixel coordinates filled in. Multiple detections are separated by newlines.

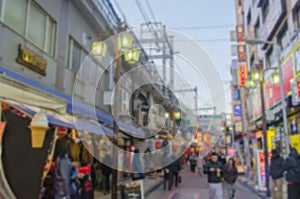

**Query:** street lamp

left=92, top=33, right=140, bottom=199
left=245, top=38, right=289, bottom=156
left=245, top=37, right=290, bottom=197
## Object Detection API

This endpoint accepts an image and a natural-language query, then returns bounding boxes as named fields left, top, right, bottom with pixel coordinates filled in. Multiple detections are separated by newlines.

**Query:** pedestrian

left=132, top=148, right=145, bottom=181
left=189, top=152, right=197, bottom=173
left=54, top=147, right=78, bottom=199
left=270, top=149, right=284, bottom=199
left=281, top=148, right=300, bottom=199
left=144, top=147, right=152, bottom=174
left=162, top=155, right=173, bottom=190
left=223, top=157, right=238, bottom=199
left=204, top=152, right=224, bottom=199
left=101, top=153, right=112, bottom=195
left=197, top=157, right=206, bottom=176
left=170, top=154, right=181, bottom=187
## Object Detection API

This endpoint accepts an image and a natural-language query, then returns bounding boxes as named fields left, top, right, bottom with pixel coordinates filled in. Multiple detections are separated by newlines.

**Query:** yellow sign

left=267, top=129, right=275, bottom=150
left=290, top=134, right=300, bottom=154
left=16, top=44, right=47, bottom=76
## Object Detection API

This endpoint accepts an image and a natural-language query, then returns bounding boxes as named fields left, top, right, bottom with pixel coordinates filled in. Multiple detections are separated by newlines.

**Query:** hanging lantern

left=165, top=112, right=170, bottom=119
left=245, top=78, right=256, bottom=89
left=124, top=48, right=140, bottom=64
left=174, top=111, right=181, bottom=120
left=28, top=110, right=49, bottom=148
left=251, top=70, right=263, bottom=82
left=117, top=32, right=133, bottom=52
left=271, top=72, right=280, bottom=85
left=92, top=41, right=107, bottom=57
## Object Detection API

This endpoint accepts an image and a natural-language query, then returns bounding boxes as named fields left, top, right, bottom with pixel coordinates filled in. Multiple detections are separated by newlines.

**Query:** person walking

left=170, top=154, right=181, bottom=187
left=132, top=148, right=145, bottom=181
left=223, top=157, right=238, bottom=199
left=189, top=152, right=197, bottom=173
left=161, top=154, right=173, bottom=191
left=54, top=147, right=78, bottom=199
left=197, top=157, right=206, bottom=176
left=281, top=148, right=300, bottom=199
left=270, top=149, right=284, bottom=199
left=204, top=152, right=224, bottom=199
left=101, top=153, right=112, bottom=195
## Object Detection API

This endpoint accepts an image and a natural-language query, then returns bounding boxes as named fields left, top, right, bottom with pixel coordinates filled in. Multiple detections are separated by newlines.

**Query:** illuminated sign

left=256, top=150, right=271, bottom=191
left=16, top=44, right=47, bottom=76
left=238, top=65, right=248, bottom=86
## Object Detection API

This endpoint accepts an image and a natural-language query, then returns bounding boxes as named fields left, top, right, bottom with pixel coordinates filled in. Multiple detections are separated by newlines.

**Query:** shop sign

left=237, top=45, right=246, bottom=62
left=16, top=44, right=47, bottom=76
left=121, top=180, right=144, bottom=199
left=234, top=104, right=242, bottom=116
left=238, top=65, right=248, bottom=86
left=282, top=56, right=293, bottom=95
left=290, top=134, right=300, bottom=154
left=233, top=89, right=241, bottom=100
left=256, top=150, right=272, bottom=191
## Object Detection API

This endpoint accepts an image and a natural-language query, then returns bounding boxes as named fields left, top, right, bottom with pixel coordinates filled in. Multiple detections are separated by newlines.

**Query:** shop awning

left=0, top=74, right=67, bottom=114
left=4, top=101, right=114, bottom=137
left=0, top=66, right=112, bottom=124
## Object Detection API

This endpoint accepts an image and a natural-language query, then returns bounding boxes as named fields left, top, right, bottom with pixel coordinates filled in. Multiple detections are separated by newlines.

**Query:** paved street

left=146, top=168, right=261, bottom=199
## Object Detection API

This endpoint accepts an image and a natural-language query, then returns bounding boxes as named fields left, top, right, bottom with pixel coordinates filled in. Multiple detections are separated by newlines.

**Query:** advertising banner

left=256, top=150, right=271, bottom=191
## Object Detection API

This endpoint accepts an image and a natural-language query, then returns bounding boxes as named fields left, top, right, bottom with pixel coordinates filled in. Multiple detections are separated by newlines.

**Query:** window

left=2, top=0, right=56, bottom=56
left=293, top=5, right=300, bottom=30
left=277, top=24, right=289, bottom=49
left=247, top=9, right=252, bottom=25
left=68, top=38, right=86, bottom=73
left=262, top=0, right=270, bottom=22
left=266, top=47, right=275, bottom=67
left=3, top=0, right=26, bottom=35
left=255, top=20, right=260, bottom=38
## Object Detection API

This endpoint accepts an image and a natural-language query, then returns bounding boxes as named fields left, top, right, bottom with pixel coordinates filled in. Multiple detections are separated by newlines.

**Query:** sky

left=115, top=0, right=236, bottom=114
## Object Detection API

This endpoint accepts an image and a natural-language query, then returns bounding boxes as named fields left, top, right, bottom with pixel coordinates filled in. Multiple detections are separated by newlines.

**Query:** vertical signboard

left=256, top=150, right=271, bottom=191
left=238, top=65, right=248, bottom=86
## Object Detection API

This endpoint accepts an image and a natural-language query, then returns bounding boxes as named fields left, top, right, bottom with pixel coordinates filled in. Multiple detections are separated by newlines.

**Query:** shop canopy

left=4, top=101, right=115, bottom=137
left=0, top=66, right=145, bottom=138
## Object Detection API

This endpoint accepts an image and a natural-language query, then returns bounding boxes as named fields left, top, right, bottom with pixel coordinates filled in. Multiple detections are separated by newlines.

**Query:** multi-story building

left=0, top=0, right=170, bottom=198
left=232, top=0, right=300, bottom=192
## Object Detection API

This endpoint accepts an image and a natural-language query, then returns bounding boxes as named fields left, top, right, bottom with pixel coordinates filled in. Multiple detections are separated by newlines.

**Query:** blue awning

left=0, top=66, right=112, bottom=124
left=0, top=66, right=145, bottom=138
left=7, top=102, right=114, bottom=137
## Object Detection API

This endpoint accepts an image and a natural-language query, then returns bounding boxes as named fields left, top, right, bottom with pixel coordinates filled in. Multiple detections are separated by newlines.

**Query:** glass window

left=3, top=0, right=27, bottom=35
left=28, top=3, right=46, bottom=49
left=46, top=18, right=56, bottom=55
left=71, top=41, right=81, bottom=73
left=293, top=5, right=300, bottom=30
left=2, top=0, right=56, bottom=56
left=278, top=24, right=289, bottom=49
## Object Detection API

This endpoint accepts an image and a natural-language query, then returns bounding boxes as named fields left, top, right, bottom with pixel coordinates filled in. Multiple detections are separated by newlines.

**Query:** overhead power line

left=145, top=0, right=157, bottom=23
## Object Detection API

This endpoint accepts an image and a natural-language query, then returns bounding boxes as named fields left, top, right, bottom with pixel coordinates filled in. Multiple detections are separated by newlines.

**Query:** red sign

left=238, top=65, right=248, bottom=86
left=282, top=57, right=293, bottom=95
left=238, top=45, right=246, bottom=62
left=297, top=81, right=300, bottom=98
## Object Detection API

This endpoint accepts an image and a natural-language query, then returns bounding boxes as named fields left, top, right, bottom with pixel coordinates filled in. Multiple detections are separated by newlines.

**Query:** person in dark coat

left=270, top=149, right=284, bottom=199
left=204, top=152, right=224, bottom=199
left=189, top=152, right=197, bottom=173
left=162, top=155, right=173, bottom=191
left=170, top=154, right=181, bottom=187
left=54, top=147, right=77, bottom=199
left=281, top=148, right=300, bottom=199
left=223, top=157, right=238, bottom=199
left=101, top=153, right=112, bottom=194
